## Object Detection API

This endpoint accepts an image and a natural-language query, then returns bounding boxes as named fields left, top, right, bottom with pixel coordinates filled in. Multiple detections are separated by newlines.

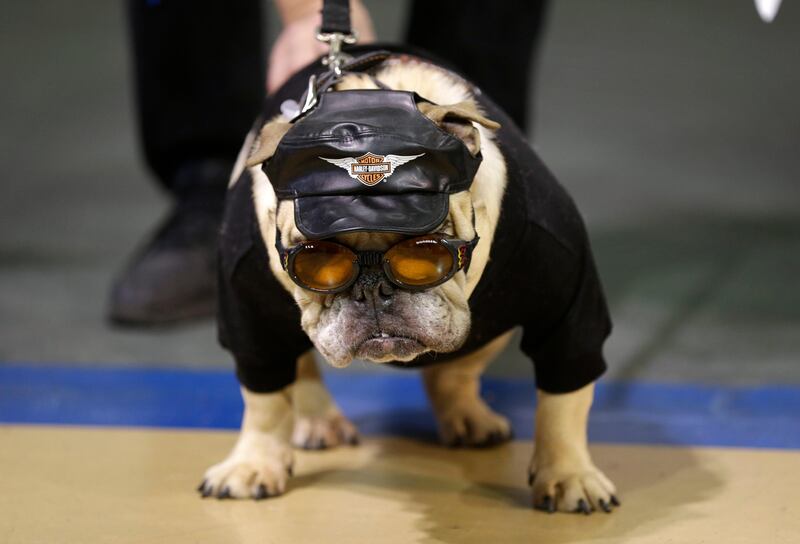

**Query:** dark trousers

left=406, top=0, right=548, bottom=135
left=128, top=0, right=547, bottom=194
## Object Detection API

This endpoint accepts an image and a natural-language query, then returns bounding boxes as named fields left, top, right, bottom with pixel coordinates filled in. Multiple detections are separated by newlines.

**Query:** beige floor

left=1, top=425, right=798, bottom=544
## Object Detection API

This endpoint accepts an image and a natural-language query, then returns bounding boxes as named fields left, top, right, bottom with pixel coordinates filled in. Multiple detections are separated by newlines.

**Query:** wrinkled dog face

left=274, top=202, right=472, bottom=367
left=247, top=67, right=504, bottom=368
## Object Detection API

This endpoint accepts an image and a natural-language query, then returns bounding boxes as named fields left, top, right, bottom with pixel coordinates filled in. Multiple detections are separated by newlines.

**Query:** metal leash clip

left=297, top=27, right=357, bottom=116
left=316, top=29, right=358, bottom=77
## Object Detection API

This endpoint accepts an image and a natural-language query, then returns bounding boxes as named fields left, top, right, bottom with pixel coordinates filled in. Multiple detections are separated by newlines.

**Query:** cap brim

left=293, top=193, right=449, bottom=239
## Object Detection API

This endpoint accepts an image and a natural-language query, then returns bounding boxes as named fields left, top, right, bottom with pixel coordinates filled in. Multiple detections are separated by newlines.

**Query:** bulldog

left=199, top=48, right=619, bottom=514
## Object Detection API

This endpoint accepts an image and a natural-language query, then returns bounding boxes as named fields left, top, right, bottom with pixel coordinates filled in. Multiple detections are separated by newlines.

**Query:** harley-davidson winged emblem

left=319, top=152, right=425, bottom=186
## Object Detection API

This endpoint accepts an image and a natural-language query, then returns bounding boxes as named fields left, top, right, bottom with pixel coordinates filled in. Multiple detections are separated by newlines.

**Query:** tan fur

left=229, top=124, right=258, bottom=187
left=292, top=351, right=359, bottom=448
left=417, top=101, right=501, bottom=155
left=245, top=120, right=293, bottom=167
left=252, top=169, right=295, bottom=295
left=201, top=387, right=294, bottom=498
left=530, top=384, right=617, bottom=512
left=422, top=331, right=513, bottom=445
left=417, top=100, right=501, bottom=130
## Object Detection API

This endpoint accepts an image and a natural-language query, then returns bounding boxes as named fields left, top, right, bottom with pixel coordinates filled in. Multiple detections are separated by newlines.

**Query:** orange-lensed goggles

left=275, top=229, right=479, bottom=293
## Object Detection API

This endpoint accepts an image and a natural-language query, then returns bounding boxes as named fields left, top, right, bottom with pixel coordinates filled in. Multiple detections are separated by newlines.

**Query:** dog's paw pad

left=437, top=398, right=512, bottom=448
left=291, top=413, right=359, bottom=450
left=528, top=466, right=619, bottom=514
left=199, top=453, right=293, bottom=500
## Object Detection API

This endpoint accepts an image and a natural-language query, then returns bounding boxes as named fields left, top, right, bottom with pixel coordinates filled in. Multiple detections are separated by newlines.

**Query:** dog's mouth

left=354, top=331, right=427, bottom=362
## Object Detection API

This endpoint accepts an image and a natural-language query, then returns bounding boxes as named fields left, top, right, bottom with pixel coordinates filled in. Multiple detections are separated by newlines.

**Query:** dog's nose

left=351, top=268, right=394, bottom=304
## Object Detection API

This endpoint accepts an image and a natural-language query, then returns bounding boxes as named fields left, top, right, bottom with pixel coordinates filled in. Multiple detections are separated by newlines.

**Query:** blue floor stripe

left=1, top=363, right=799, bottom=449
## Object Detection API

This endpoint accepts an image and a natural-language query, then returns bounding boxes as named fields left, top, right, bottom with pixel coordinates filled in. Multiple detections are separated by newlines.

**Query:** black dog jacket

left=218, top=47, right=612, bottom=395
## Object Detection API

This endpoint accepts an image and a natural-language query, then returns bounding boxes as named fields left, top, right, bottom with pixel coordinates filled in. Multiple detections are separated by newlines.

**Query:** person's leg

left=405, top=0, right=548, bottom=133
left=112, top=0, right=265, bottom=325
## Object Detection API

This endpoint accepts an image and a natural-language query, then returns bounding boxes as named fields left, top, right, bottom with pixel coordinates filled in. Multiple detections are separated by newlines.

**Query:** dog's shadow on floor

left=287, top=409, right=723, bottom=544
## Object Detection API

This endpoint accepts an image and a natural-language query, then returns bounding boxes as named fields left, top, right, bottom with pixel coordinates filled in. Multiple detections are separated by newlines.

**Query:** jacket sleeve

left=518, top=235, right=612, bottom=394
left=217, top=171, right=313, bottom=393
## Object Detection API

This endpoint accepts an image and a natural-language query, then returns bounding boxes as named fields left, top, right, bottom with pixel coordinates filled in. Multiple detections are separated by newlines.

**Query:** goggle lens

left=293, top=242, right=357, bottom=291
left=385, top=238, right=454, bottom=287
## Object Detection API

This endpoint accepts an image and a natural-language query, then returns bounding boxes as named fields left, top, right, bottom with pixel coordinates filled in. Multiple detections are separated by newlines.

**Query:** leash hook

left=316, top=29, right=357, bottom=77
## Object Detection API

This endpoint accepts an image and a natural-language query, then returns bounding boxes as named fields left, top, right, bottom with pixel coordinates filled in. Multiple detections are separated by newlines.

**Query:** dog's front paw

left=528, top=460, right=619, bottom=514
left=291, top=412, right=359, bottom=450
left=199, top=432, right=293, bottom=500
left=436, top=397, right=512, bottom=448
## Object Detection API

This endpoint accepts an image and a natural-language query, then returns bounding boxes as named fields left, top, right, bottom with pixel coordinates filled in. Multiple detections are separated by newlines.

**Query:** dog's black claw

left=493, top=430, right=509, bottom=445
left=482, top=430, right=512, bottom=448
left=254, top=484, right=268, bottom=500
left=348, top=434, right=360, bottom=446
left=536, top=495, right=555, bottom=513
left=599, top=498, right=612, bottom=513
left=201, top=485, right=213, bottom=498
left=528, top=472, right=536, bottom=486
left=576, top=498, right=591, bottom=515
left=610, top=495, right=621, bottom=507
left=448, top=436, right=465, bottom=448
left=287, top=464, right=294, bottom=477
left=197, top=479, right=207, bottom=492
left=217, top=486, right=231, bottom=499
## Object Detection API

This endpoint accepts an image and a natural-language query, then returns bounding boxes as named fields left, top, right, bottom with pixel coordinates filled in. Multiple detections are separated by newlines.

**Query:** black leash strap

left=316, top=0, right=357, bottom=77
left=295, top=0, right=366, bottom=117
left=320, top=0, right=351, bottom=35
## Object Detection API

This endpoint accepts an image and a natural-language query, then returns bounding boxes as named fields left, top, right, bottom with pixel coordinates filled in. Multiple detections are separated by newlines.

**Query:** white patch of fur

left=312, top=306, right=360, bottom=367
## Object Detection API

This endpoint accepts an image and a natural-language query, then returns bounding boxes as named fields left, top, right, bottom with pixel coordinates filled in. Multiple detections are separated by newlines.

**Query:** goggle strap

left=460, top=235, right=480, bottom=275
left=461, top=207, right=480, bottom=274
left=274, top=227, right=289, bottom=270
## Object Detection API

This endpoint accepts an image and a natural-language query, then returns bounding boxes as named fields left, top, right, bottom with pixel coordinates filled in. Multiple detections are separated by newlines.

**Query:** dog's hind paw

left=292, top=374, right=360, bottom=450
left=291, top=412, right=359, bottom=450
left=199, top=433, right=293, bottom=500
left=436, top=397, right=513, bottom=448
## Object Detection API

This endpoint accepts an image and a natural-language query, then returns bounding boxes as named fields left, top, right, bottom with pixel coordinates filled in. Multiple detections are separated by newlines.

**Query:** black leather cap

left=265, top=89, right=482, bottom=238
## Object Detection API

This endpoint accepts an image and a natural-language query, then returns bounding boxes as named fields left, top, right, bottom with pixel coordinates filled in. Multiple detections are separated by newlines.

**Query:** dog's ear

left=245, top=120, right=292, bottom=167
left=418, top=101, right=501, bottom=156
